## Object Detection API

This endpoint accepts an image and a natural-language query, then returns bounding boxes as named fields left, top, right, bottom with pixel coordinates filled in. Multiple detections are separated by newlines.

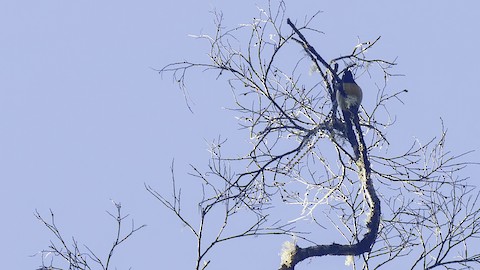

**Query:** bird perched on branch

left=336, top=69, right=363, bottom=159
left=337, top=70, right=362, bottom=114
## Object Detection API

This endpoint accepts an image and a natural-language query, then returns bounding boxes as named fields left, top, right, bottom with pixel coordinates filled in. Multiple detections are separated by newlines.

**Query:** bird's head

left=342, top=70, right=355, bottom=83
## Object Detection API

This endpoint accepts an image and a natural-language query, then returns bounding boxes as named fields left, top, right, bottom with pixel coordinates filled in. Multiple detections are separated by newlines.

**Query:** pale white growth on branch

left=345, top=255, right=354, bottom=266
left=280, top=239, right=297, bottom=267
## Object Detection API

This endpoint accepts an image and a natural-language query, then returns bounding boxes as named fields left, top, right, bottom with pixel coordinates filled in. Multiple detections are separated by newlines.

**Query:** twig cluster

left=34, top=202, right=145, bottom=270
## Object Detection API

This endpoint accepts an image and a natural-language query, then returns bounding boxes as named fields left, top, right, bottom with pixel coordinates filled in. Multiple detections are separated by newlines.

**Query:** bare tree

left=34, top=202, right=145, bottom=270
left=154, top=1, right=480, bottom=270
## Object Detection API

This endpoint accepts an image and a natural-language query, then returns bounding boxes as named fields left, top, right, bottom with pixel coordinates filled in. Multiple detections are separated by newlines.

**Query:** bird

left=336, top=69, right=363, bottom=159
left=337, top=70, right=362, bottom=114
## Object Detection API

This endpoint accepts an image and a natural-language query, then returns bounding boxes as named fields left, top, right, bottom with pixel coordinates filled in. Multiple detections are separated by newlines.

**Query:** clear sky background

left=1, top=1, right=479, bottom=269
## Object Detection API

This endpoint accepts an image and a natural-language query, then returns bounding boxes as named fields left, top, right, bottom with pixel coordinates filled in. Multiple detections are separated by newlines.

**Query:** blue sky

left=1, top=1, right=479, bottom=269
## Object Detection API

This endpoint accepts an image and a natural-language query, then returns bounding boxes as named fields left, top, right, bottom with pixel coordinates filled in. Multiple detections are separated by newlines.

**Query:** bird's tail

left=341, top=109, right=360, bottom=160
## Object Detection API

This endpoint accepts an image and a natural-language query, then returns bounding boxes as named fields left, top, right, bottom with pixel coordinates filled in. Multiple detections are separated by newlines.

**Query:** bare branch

left=35, top=203, right=145, bottom=270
